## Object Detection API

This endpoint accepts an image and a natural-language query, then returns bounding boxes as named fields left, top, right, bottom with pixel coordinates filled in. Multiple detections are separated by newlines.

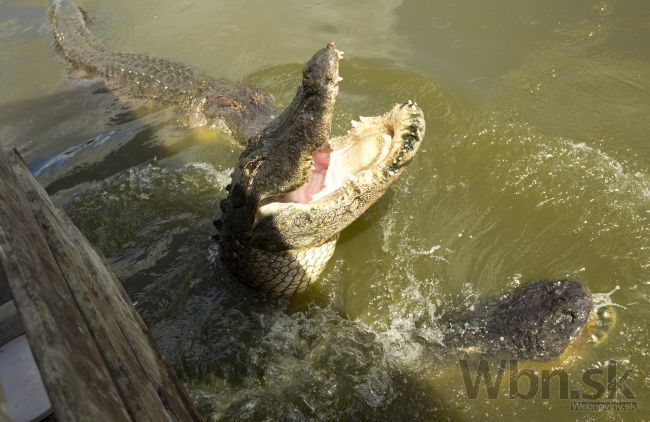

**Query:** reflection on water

left=1, top=0, right=649, bottom=420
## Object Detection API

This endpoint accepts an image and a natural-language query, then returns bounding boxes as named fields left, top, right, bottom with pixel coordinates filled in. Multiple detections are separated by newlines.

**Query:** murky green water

left=1, top=0, right=649, bottom=420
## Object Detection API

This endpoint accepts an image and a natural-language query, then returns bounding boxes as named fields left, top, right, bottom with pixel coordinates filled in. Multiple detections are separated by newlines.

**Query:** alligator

left=50, top=0, right=596, bottom=360
left=51, top=0, right=277, bottom=143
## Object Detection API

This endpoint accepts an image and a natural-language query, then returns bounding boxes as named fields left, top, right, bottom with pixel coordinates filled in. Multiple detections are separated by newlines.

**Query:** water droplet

left=431, top=17, right=451, bottom=29
left=592, top=1, right=613, bottom=16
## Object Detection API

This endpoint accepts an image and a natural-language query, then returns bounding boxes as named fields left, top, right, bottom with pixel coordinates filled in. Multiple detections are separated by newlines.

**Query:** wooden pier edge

left=0, top=148, right=201, bottom=421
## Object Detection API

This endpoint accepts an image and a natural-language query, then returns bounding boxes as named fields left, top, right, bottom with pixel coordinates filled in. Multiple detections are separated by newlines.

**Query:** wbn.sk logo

left=459, top=359, right=638, bottom=411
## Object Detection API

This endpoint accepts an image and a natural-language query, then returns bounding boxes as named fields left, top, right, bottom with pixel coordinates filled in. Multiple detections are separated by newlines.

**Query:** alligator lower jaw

left=260, top=102, right=422, bottom=210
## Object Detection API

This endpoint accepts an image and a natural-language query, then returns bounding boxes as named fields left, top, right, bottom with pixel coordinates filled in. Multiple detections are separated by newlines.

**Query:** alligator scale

left=50, top=0, right=600, bottom=360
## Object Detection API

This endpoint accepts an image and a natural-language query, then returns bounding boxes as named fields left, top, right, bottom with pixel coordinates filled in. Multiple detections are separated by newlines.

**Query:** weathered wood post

left=0, top=147, right=201, bottom=421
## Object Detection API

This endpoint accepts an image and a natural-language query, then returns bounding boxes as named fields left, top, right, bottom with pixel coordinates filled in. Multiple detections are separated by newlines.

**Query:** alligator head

left=216, top=43, right=426, bottom=296
left=442, top=279, right=593, bottom=360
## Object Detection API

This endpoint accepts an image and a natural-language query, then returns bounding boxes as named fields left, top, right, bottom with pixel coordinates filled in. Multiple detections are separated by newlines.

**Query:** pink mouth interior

left=284, top=151, right=331, bottom=204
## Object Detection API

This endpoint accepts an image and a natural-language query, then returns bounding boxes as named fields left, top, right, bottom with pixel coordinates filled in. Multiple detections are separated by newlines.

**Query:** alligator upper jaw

left=258, top=41, right=342, bottom=151
left=241, top=42, right=343, bottom=202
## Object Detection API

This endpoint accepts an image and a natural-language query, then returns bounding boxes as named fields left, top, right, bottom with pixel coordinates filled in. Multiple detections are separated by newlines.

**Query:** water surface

left=1, top=0, right=649, bottom=420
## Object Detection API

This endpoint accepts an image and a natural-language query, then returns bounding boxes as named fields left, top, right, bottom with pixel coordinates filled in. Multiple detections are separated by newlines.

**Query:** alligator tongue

left=247, top=42, right=342, bottom=201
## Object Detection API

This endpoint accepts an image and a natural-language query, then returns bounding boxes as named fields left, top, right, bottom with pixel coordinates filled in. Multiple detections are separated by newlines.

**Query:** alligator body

left=51, top=0, right=277, bottom=142
left=50, top=0, right=595, bottom=360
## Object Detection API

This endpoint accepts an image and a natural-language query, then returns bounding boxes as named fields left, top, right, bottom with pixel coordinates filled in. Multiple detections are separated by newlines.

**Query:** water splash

left=589, top=285, right=624, bottom=344
left=591, top=284, right=625, bottom=310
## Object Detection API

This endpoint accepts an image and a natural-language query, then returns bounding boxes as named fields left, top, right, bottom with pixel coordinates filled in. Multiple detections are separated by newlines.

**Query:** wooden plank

left=1, top=260, right=23, bottom=346
left=0, top=262, right=11, bottom=304
left=0, top=148, right=130, bottom=421
left=0, top=301, right=23, bottom=346
left=5, top=149, right=201, bottom=421
left=7, top=160, right=166, bottom=419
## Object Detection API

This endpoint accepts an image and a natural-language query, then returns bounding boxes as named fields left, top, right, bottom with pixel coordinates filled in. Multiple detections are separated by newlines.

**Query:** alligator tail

left=51, top=0, right=101, bottom=66
left=51, top=0, right=209, bottom=112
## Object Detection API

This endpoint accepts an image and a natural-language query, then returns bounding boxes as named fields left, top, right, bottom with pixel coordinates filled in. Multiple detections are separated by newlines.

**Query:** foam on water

left=591, top=284, right=624, bottom=311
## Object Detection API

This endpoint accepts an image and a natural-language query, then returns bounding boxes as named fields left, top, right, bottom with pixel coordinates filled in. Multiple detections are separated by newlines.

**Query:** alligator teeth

left=359, top=116, right=370, bottom=123
left=351, top=120, right=359, bottom=128
left=335, top=76, right=343, bottom=83
left=338, top=51, right=345, bottom=59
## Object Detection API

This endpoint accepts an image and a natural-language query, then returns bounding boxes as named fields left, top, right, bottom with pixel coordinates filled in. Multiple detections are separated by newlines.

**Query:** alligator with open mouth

left=50, top=0, right=596, bottom=360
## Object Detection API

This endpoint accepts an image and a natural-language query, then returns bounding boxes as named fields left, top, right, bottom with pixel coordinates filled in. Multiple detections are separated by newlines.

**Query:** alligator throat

left=274, top=116, right=398, bottom=205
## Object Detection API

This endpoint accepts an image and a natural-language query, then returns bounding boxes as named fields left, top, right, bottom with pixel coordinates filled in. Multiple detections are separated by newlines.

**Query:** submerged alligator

left=51, top=0, right=596, bottom=360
